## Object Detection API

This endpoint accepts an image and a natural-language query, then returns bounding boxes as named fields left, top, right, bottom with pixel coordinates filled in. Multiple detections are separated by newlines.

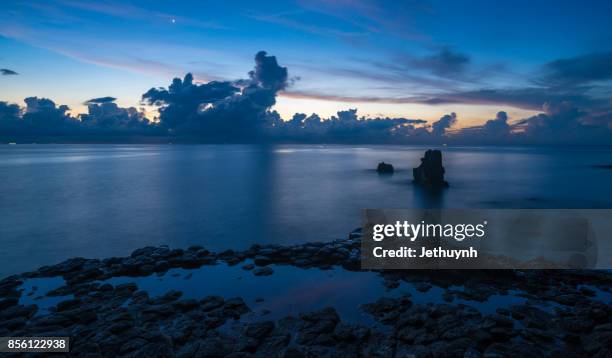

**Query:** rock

left=244, top=321, right=274, bottom=339
left=283, top=347, right=305, bottom=358
left=253, top=266, right=274, bottom=276
left=201, top=296, right=225, bottom=311
left=154, top=260, right=169, bottom=272
left=55, top=298, right=82, bottom=311
left=254, top=256, right=272, bottom=266
left=415, top=282, right=432, bottom=292
left=0, top=298, right=18, bottom=310
left=298, top=307, right=340, bottom=345
left=413, top=149, right=448, bottom=187
left=173, top=299, right=199, bottom=312
left=376, top=162, right=394, bottom=174
left=242, top=264, right=255, bottom=271
left=0, top=304, right=37, bottom=320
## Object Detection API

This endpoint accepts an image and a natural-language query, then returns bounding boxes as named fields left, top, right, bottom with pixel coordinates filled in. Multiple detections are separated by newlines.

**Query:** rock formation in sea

left=413, top=149, right=448, bottom=187
left=376, top=162, right=394, bottom=174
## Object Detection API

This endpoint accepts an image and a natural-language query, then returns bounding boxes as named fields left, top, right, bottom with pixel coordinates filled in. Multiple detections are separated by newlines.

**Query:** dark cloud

left=409, top=48, right=470, bottom=78
left=267, top=108, right=431, bottom=143
left=1, top=69, right=18, bottom=75
left=511, top=101, right=612, bottom=144
left=0, top=101, right=22, bottom=134
left=249, top=51, right=289, bottom=91
left=0, top=97, right=162, bottom=142
left=482, top=111, right=510, bottom=137
left=452, top=111, right=511, bottom=143
left=449, top=103, right=612, bottom=145
left=21, top=97, right=78, bottom=136
left=538, top=52, right=612, bottom=86
left=431, top=112, right=457, bottom=136
left=79, top=101, right=159, bottom=135
left=142, top=51, right=288, bottom=141
left=84, top=96, right=117, bottom=104
left=283, top=85, right=604, bottom=112
left=417, top=87, right=605, bottom=111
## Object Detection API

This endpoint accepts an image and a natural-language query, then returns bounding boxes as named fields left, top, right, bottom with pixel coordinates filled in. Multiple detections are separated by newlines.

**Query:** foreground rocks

left=413, top=149, right=448, bottom=188
left=1, top=232, right=611, bottom=357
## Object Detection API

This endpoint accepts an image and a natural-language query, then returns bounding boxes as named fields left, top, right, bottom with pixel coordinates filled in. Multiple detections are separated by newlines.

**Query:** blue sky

left=1, top=0, right=612, bottom=127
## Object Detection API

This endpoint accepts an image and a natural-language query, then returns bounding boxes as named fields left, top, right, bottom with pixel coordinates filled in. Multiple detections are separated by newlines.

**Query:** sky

left=1, top=0, right=612, bottom=144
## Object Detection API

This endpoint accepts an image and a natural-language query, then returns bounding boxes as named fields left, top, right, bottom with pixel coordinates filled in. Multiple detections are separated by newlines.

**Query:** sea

left=1, top=144, right=611, bottom=277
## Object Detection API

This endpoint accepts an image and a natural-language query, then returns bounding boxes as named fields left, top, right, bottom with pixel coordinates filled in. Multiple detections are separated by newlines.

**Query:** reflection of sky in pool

left=20, top=262, right=609, bottom=324
left=19, top=276, right=73, bottom=316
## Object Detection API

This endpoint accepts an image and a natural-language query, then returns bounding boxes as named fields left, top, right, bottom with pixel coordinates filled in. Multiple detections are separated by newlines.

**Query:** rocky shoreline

left=1, top=231, right=612, bottom=357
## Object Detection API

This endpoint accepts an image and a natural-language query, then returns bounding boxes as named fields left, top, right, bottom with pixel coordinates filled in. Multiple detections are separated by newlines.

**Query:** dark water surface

left=1, top=144, right=612, bottom=277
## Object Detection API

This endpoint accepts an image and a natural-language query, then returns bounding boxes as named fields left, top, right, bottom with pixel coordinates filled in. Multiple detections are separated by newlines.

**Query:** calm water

left=1, top=144, right=612, bottom=277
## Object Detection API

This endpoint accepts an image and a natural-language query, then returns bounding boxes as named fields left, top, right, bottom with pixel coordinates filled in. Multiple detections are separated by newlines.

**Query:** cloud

left=1, top=69, right=18, bottom=75
left=538, top=52, right=612, bottom=86
left=1, top=50, right=611, bottom=145
left=284, top=86, right=584, bottom=112
left=0, top=97, right=160, bottom=141
left=482, top=111, right=510, bottom=137
left=402, top=47, right=471, bottom=80
left=266, top=108, right=431, bottom=143
left=0, top=101, right=22, bottom=134
left=20, top=97, right=80, bottom=136
left=84, top=96, right=117, bottom=104
left=431, top=112, right=457, bottom=136
left=250, top=51, right=289, bottom=91
left=79, top=101, right=158, bottom=135
left=142, top=51, right=288, bottom=141
left=295, top=0, right=430, bottom=41
left=248, top=12, right=366, bottom=43
left=511, top=101, right=612, bottom=144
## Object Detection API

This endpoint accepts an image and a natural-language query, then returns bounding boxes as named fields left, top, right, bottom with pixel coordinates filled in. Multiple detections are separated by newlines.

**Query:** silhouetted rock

left=376, top=162, right=394, bottom=174
left=413, top=149, right=448, bottom=187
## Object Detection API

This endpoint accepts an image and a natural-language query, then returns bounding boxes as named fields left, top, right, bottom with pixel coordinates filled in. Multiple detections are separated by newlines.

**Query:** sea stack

left=376, top=162, right=394, bottom=174
left=413, top=149, right=448, bottom=187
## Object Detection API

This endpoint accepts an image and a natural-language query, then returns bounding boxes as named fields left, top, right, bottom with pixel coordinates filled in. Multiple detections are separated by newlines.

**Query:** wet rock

left=223, top=297, right=250, bottom=319
left=153, top=290, right=183, bottom=304
left=154, top=260, right=169, bottom=272
left=184, top=337, right=233, bottom=357
left=173, top=299, right=199, bottom=312
left=583, top=331, right=612, bottom=354
left=180, top=253, right=202, bottom=268
left=253, top=266, right=274, bottom=276
left=201, top=296, right=225, bottom=311
left=0, top=304, right=37, bottom=320
left=119, top=338, right=148, bottom=354
left=415, top=282, right=432, bottom=292
left=298, top=307, right=340, bottom=345
left=2, top=316, right=27, bottom=330
left=376, top=162, right=394, bottom=174
left=244, top=321, right=274, bottom=339
left=254, top=256, right=272, bottom=266
left=0, top=298, right=19, bottom=310
left=283, top=346, right=305, bottom=358
left=293, top=259, right=311, bottom=267
left=413, top=149, right=449, bottom=187
left=254, top=332, right=291, bottom=356
left=108, top=320, right=133, bottom=334
left=55, top=298, right=82, bottom=312
left=242, top=264, right=255, bottom=270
